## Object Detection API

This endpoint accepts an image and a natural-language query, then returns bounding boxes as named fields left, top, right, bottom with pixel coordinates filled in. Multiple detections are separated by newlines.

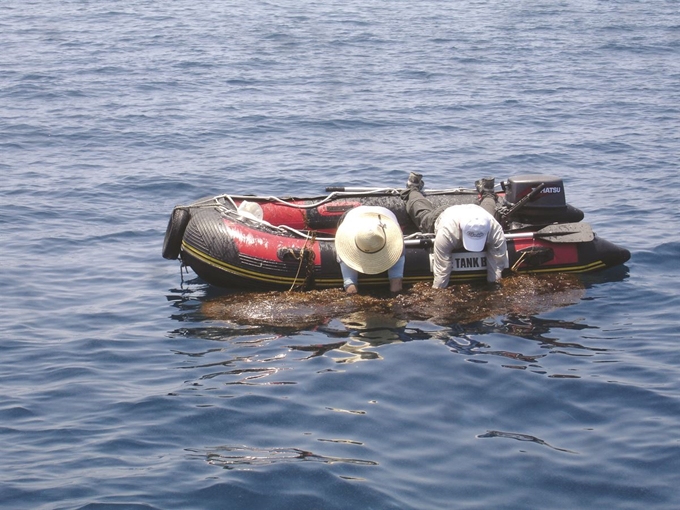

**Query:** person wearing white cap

left=335, top=206, right=405, bottom=294
left=404, top=173, right=508, bottom=289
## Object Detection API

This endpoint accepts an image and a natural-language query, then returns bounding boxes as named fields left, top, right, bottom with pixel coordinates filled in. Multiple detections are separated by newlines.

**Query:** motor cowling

left=500, top=174, right=584, bottom=225
left=503, top=174, right=566, bottom=208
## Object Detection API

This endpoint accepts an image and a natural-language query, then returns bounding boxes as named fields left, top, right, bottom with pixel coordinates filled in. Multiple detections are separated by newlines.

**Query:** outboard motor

left=500, top=174, right=584, bottom=226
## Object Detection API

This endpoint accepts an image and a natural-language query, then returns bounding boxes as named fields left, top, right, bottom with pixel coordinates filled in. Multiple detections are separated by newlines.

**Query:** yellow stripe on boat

left=183, top=240, right=607, bottom=288
left=518, top=260, right=607, bottom=274
left=183, top=242, right=309, bottom=286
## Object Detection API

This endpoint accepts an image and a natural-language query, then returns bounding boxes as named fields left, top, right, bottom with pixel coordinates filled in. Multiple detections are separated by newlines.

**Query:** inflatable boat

left=162, top=175, right=630, bottom=291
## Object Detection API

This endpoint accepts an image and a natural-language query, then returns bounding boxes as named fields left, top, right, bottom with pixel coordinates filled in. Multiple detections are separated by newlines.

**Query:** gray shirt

left=432, top=204, right=509, bottom=288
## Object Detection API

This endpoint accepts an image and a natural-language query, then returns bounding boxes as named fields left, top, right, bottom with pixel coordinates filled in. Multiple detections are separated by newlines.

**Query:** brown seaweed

left=200, top=273, right=585, bottom=330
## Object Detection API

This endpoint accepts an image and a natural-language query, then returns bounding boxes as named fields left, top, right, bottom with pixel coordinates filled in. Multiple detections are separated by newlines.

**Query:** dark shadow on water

left=579, top=263, right=630, bottom=288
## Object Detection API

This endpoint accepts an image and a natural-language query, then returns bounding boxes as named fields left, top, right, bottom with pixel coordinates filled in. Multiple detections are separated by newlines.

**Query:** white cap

left=460, top=212, right=490, bottom=252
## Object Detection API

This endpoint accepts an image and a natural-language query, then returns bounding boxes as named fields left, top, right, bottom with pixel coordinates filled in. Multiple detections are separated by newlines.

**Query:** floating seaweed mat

left=200, top=273, right=586, bottom=329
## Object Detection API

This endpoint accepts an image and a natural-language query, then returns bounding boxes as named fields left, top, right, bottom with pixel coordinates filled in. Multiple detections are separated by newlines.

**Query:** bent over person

left=403, top=173, right=508, bottom=289
left=335, top=205, right=405, bottom=294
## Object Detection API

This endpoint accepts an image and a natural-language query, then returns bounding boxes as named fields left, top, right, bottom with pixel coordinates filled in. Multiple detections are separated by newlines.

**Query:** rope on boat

left=214, top=203, right=433, bottom=250
left=276, top=223, right=429, bottom=244
left=169, top=192, right=391, bottom=216
left=511, top=251, right=528, bottom=272
left=207, top=187, right=473, bottom=210
left=174, top=187, right=474, bottom=226
left=221, top=194, right=239, bottom=210
left=216, top=189, right=401, bottom=210
left=183, top=194, right=437, bottom=247
left=288, top=231, right=317, bottom=292
left=174, top=186, right=475, bottom=217
left=279, top=224, right=333, bottom=242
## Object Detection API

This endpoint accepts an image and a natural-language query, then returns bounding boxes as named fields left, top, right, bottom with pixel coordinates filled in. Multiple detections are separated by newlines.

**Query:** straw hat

left=335, top=209, right=404, bottom=274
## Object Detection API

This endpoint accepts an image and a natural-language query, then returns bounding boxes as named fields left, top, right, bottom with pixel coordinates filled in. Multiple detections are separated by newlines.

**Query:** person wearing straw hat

left=403, top=173, right=508, bottom=289
left=335, top=206, right=405, bottom=294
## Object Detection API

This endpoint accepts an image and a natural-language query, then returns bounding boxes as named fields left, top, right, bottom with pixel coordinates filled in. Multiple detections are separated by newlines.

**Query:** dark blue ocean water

left=2, top=1, right=680, bottom=508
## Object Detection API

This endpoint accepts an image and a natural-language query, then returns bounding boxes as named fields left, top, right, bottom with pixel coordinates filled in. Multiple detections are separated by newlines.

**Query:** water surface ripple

left=1, top=1, right=679, bottom=509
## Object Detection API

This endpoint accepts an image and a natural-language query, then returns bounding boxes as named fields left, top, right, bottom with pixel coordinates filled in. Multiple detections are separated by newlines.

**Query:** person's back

left=431, top=204, right=507, bottom=288
left=402, top=173, right=508, bottom=289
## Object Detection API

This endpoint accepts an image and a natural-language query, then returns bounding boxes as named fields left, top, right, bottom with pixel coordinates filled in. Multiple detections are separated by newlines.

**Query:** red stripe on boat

left=512, top=238, right=578, bottom=264
left=223, top=219, right=321, bottom=264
